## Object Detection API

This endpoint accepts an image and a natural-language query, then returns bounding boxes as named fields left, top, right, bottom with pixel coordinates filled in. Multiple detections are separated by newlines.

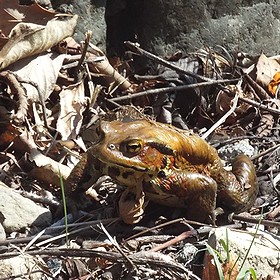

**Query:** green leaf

left=249, top=267, right=257, bottom=280
left=238, top=214, right=263, bottom=278
left=236, top=266, right=251, bottom=280
left=219, top=239, right=229, bottom=261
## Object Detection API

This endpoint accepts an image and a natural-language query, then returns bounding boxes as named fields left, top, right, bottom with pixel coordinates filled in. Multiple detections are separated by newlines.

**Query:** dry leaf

left=55, top=36, right=81, bottom=55
left=256, top=100, right=279, bottom=137
left=202, top=253, right=239, bottom=280
left=0, top=123, right=20, bottom=147
left=119, top=187, right=147, bottom=224
left=0, top=14, right=78, bottom=70
left=57, top=81, right=85, bottom=140
left=0, top=0, right=57, bottom=36
left=17, top=129, right=71, bottom=184
left=28, top=145, right=71, bottom=184
left=215, top=85, right=252, bottom=125
left=0, top=70, right=28, bottom=123
left=268, top=71, right=280, bottom=95
left=9, top=52, right=68, bottom=101
left=202, top=254, right=220, bottom=280
left=88, top=49, right=131, bottom=90
left=62, top=258, right=89, bottom=278
left=222, top=259, right=239, bottom=280
left=216, top=90, right=236, bottom=116
left=256, top=53, right=280, bottom=88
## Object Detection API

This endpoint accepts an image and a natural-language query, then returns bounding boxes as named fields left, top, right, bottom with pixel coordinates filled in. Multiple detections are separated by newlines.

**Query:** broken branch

left=109, top=78, right=240, bottom=102
left=125, top=41, right=226, bottom=82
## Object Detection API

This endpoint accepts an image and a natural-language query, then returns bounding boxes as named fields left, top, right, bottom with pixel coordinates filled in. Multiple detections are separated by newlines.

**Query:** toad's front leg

left=58, top=151, right=102, bottom=219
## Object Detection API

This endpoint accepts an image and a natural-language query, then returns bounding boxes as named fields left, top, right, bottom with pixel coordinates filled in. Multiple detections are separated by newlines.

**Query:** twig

left=109, top=78, right=239, bottom=103
left=125, top=41, right=228, bottom=82
left=62, top=55, right=106, bottom=70
left=239, top=96, right=280, bottom=115
left=211, top=135, right=280, bottom=147
left=0, top=218, right=118, bottom=248
left=85, top=62, right=99, bottom=107
left=267, top=205, right=280, bottom=219
left=0, top=270, right=55, bottom=280
left=74, top=31, right=92, bottom=80
left=37, top=218, right=118, bottom=247
left=243, top=73, right=271, bottom=100
left=44, top=217, right=118, bottom=234
left=149, top=230, right=195, bottom=252
left=232, top=213, right=280, bottom=228
left=250, top=143, right=280, bottom=161
left=105, top=97, right=122, bottom=107
left=202, top=94, right=238, bottom=139
left=23, top=229, right=46, bottom=252
left=99, top=223, right=137, bottom=271
left=0, top=71, right=28, bottom=124
left=0, top=248, right=189, bottom=274
left=125, top=218, right=206, bottom=242
left=0, top=235, right=53, bottom=246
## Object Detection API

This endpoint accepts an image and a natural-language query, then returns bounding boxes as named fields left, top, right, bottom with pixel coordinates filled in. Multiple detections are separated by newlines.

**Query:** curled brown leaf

left=0, top=14, right=78, bottom=70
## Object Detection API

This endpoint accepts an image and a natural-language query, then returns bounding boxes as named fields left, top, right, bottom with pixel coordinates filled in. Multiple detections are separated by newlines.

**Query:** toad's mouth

left=99, top=158, right=149, bottom=172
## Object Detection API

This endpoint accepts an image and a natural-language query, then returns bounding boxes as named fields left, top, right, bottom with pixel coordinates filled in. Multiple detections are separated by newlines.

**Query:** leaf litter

left=0, top=1, right=280, bottom=280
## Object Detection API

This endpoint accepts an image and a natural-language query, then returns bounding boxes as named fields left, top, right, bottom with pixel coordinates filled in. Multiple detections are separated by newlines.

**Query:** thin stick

left=202, top=94, right=238, bottom=139
left=109, top=78, right=239, bottom=102
left=232, top=213, right=280, bottom=229
left=149, top=231, right=193, bottom=252
left=125, top=41, right=222, bottom=82
left=0, top=248, right=189, bottom=274
left=124, top=218, right=205, bottom=242
left=250, top=143, right=280, bottom=161
left=239, top=96, right=280, bottom=115
left=75, top=31, right=92, bottom=77
left=99, top=223, right=137, bottom=271
left=243, top=73, right=270, bottom=100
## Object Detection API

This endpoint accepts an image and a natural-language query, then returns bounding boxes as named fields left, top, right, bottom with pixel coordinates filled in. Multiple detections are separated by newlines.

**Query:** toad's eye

left=122, top=139, right=143, bottom=155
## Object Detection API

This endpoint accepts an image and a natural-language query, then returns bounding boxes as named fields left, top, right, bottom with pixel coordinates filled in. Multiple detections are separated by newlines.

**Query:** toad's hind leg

left=216, top=154, right=258, bottom=213
left=150, top=171, right=218, bottom=223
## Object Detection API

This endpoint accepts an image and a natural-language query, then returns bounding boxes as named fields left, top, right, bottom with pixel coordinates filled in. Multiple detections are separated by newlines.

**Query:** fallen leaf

left=256, top=100, right=279, bottom=137
left=88, top=46, right=131, bottom=90
left=0, top=0, right=57, bottom=36
left=9, top=52, right=68, bottom=101
left=0, top=14, right=78, bottom=70
left=216, top=90, right=236, bottom=116
left=0, top=123, right=20, bottom=148
left=202, top=254, right=220, bottom=280
left=268, top=71, right=280, bottom=95
left=256, top=53, right=280, bottom=88
left=62, top=258, right=89, bottom=278
left=28, top=143, right=71, bottom=183
left=57, top=81, right=85, bottom=140
left=55, top=36, right=81, bottom=55
left=119, top=187, right=147, bottom=224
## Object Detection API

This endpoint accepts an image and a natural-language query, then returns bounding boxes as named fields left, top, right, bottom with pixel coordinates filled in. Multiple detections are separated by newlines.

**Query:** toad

left=65, top=119, right=258, bottom=224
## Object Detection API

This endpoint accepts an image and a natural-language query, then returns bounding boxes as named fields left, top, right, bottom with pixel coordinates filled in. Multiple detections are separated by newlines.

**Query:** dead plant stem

left=75, top=31, right=92, bottom=80
left=239, top=96, right=280, bottom=115
left=125, top=41, right=221, bottom=82
left=109, top=79, right=239, bottom=102
left=202, top=94, right=238, bottom=139
left=232, top=213, right=280, bottom=228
